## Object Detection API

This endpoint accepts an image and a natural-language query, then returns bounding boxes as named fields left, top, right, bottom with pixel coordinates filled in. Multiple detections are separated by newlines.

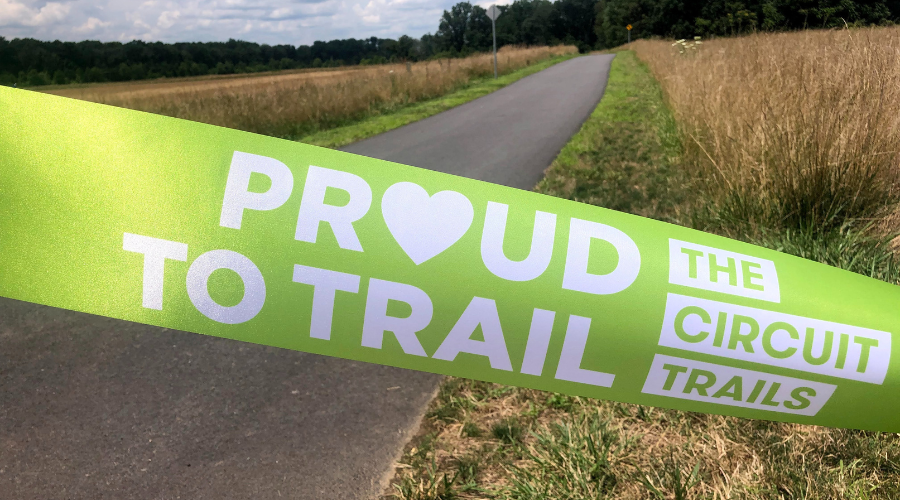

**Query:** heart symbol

left=381, top=182, right=474, bottom=265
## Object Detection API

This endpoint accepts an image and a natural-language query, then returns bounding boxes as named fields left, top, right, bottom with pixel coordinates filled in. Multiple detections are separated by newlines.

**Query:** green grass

left=507, top=413, right=625, bottom=499
left=748, top=224, right=900, bottom=283
left=297, top=54, right=578, bottom=149
left=535, top=50, right=685, bottom=222
left=384, top=50, right=900, bottom=500
left=491, top=418, right=523, bottom=445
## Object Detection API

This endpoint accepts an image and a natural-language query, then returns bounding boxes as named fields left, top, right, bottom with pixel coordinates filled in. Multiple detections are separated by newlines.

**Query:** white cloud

left=0, top=0, right=459, bottom=44
left=0, top=0, right=70, bottom=27
left=33, top=2, right=69, bottom=25
left=74, top=16, right=111, bottom=33
left=0, top=0, right=33, bottom=26
left=157, top=10, right=180, bottom=29
left=269, top=7, right=292, bottom=18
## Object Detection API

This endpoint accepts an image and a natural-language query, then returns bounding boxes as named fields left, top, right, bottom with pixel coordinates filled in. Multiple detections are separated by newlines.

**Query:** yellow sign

left=627, top=24, right=632, bottom=30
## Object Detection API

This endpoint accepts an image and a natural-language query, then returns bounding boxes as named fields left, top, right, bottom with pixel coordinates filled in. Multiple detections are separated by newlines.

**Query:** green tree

left=466, top=5, right=495, bottom=51
left=554, top=0, right=599, bottom=50
left=521, top=0, right=560, bottom=45
left=438, top=2, right=475, bottom=52
left=4, top=0, right=900, bottom=85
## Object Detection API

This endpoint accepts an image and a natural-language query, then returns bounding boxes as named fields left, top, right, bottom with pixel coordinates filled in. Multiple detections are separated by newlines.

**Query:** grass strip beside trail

left=298, top=54, right=579, bottom=149
left=384, top=51, right=900, bottom=500
left=535, top=50, right=684, bottom=222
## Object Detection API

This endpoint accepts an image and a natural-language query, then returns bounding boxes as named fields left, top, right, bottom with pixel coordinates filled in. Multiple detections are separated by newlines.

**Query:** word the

left=669, top=239, right=779, bottom=302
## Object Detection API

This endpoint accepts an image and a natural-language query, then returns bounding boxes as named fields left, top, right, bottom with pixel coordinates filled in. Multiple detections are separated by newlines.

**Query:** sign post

left=627, top=24, right=632, bottom=44
left=487, top=5, right=501, bottom=79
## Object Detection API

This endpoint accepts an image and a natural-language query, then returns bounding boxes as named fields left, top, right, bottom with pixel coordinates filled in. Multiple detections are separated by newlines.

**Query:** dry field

left=45, top=65, right=373, bottom=100
left=44, top=46, right=576, bottom=138
left=631, top=29, right=900, bottom=240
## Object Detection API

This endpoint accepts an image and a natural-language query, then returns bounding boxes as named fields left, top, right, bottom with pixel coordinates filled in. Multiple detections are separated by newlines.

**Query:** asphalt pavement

left=344, top=54, right=616, bottom=188
left=0, top=54, right=614, bottom=500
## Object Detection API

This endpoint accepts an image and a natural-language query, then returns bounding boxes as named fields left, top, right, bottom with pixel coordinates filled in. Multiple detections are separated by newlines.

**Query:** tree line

left=597, top=0, right=900, bottom=48
left=3, top=0, right=899, bottom=86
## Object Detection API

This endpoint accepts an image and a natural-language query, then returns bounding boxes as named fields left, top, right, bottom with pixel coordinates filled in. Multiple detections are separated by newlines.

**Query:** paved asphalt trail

left=344, top=55, right=615, bottom=188
left=0, top=54, right=614, bottom=500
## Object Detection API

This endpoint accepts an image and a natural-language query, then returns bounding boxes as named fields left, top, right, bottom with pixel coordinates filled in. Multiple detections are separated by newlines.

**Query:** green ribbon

left=2, top=87, right=898, bottom=431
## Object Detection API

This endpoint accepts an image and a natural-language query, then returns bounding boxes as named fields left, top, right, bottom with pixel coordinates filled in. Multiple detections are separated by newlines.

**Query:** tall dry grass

left=46, top=46, right=576, bottom=138
left=632, top=29, right=900, bottom=237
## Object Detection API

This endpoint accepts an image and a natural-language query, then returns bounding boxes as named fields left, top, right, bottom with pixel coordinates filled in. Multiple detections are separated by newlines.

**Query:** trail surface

left=0, top=54, right=614, bottom=500
left=344, top=54, right=615, bottom=188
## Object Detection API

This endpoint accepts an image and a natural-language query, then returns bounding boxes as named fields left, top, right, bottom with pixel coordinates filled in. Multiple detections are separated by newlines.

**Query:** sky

left=0, top=0, right=511, bottom=45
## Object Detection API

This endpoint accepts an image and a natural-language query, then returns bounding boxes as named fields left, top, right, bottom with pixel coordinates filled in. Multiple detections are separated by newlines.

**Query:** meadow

left=388, top=28, right=900, bottom=500
left=632, top=29, right=900, bottom=261
left=44, top=46, right=577, bottom=140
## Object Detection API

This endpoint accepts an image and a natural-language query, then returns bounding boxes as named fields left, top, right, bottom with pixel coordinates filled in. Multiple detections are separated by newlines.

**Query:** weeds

left=638, top=458, right=702, bottom=500
left=462, top=422, right=482, bottom=438
left=492, top=419, right=523, bottom=445
left=507, top=413, right=624, bottom=499
left=750, top=224, right=900, bottom=284
left=632, top=28, right=900, bottom=241
left=393, top=456, right=462, bottom=500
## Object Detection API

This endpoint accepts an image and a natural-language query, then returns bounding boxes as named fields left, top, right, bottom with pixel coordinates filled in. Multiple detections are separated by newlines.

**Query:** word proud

left=218, top=151, right=641, bottom=293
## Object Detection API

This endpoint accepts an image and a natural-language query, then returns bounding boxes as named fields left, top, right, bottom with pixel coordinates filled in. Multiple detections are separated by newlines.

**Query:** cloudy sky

left=0, top=0, right=508, bottom=45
